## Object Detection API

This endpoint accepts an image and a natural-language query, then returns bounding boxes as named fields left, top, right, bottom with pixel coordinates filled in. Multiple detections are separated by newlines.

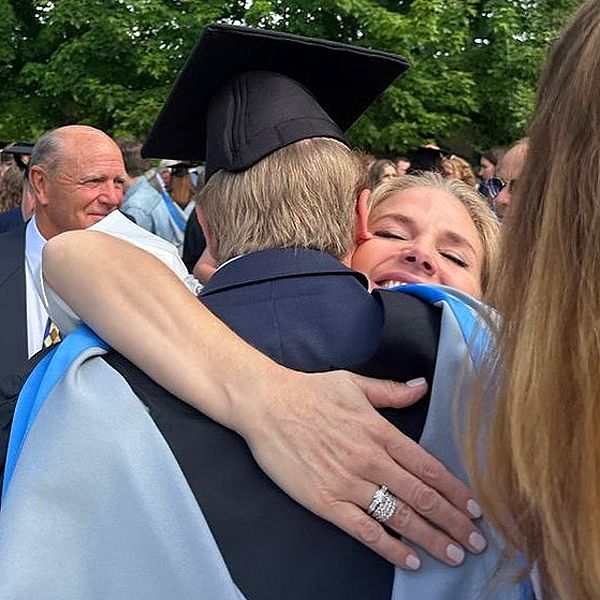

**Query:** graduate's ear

left=354, top=187, right=373, bottom=244
left=195, top=204, right=215, bottom=255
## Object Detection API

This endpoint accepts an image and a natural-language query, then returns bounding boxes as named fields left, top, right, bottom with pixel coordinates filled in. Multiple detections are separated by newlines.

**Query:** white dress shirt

left=24, top=216, right=49, bottom=357
left=43, top=211, right=201, bottom=336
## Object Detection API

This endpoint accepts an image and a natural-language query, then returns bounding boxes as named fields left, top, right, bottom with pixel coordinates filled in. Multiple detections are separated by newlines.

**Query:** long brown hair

left=0, top=165, right=24, bottom=212
left=170, top=172, right=195, bottom=209
left=470, top=2, right=600, bottom=598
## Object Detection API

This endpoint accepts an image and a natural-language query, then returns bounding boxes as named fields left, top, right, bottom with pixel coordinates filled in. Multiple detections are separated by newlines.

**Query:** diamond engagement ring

left=366, top=485, right=398, bottom=523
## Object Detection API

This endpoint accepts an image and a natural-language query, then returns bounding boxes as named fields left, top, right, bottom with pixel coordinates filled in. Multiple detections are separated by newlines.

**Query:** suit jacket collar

left=200, top=248, right=368, bottom=297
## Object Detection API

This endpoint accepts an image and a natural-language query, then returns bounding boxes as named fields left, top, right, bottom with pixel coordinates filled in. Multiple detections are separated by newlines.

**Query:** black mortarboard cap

left=168, top=161, right=201, bottom=177
left=1, top=142, right=34, bottom=171
left=407, top=146, right=447, bottom=174
left=142, top=24, right=409, bottom=180
left=1, top=142, right=34, bottom=156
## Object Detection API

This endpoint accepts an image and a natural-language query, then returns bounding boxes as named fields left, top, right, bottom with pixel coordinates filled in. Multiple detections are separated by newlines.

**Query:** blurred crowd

left=0, top=135, right=527, bottom=280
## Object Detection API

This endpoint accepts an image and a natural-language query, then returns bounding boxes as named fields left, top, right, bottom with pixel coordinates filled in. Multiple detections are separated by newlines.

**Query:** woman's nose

left=401, top=246, right=435, bottom=273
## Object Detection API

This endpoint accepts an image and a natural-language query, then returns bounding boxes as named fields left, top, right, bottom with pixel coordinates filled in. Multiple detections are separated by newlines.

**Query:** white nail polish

left=469, top=531, right=487, bottom=553
left=467, top=499, right=482, bottom=519
left=446, top=544, right=465, bottom=565
left=406, top=377, right=426, bottom=388
left=405, top=554, right=421, bottom=570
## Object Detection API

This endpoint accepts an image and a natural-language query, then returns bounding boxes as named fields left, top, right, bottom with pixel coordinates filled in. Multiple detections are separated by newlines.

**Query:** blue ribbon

left=160, top=190, right=187, bottom=233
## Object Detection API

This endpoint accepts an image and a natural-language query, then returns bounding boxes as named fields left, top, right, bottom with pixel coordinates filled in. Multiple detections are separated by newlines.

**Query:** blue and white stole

left=156, top=173, right=187, bottom=246
left=0, top=285, right=532, bottom=599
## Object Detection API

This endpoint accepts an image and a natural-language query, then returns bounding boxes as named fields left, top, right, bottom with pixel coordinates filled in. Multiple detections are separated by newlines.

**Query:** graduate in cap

left=0, top=142, right=34, bottom=174
left=0, top=142, right=35, bottom=233
left=0, top=25, right=527, bottom=600
left=407, top=146, right=446, bottom=174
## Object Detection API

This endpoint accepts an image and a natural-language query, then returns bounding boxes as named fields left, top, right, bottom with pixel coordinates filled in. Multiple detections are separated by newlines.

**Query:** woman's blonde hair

left=470, top=2, right=600, bottom=598
left=367, top=172, right=499, bottom=295
left=197, top=138, right=366, bottom=263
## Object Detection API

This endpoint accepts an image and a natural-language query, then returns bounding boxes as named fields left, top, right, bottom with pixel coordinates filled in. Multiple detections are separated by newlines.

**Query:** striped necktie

left=43, top=318, right=61, bottom=349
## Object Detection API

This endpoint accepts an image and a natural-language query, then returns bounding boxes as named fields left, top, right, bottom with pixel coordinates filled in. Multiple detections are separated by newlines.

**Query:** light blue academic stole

left=389, top=284, right=532, bottom=600
left=0, top=286, right=533, bottom=599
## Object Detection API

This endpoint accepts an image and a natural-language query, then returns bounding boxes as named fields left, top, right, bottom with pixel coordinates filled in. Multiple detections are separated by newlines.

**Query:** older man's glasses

left=487, top=177, right=518, bottom=198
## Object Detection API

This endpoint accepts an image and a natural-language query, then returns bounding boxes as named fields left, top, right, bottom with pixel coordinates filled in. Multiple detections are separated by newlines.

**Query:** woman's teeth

left=378, top=280, right=405, bottom=289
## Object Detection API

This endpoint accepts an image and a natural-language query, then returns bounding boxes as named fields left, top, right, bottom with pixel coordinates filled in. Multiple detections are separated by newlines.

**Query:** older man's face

left=33, top=128, right=126, bottom=239
left=495, top=142, right=527, bottom=219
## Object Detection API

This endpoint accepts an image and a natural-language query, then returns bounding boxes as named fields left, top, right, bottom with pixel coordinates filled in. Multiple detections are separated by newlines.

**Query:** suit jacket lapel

left=0, top=225, right=28, bottom=381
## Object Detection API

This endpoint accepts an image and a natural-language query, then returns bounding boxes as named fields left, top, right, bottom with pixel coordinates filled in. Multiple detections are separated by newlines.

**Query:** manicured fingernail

left=469, top=531, right=487, bottom=553
left=405, top=554, right=421, bottom=570
left=446, top=544, right=465, bottom=565
left=406, top=377, right=426, bottom=388
left=467, top=499, right=482, bottom=519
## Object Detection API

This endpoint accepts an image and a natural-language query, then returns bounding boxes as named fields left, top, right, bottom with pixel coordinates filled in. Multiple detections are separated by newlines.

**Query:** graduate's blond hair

left=197, top=138, right=365, bottom=263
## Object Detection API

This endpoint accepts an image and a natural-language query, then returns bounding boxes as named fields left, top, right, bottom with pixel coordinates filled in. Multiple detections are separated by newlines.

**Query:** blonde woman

left=353, top=172, right=498, bottom=298
left=471, top=1, right=600, bottom=597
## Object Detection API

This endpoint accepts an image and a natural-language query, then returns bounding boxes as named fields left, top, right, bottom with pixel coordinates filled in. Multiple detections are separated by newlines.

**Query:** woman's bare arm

left=43, top=230, right=486, bottom=569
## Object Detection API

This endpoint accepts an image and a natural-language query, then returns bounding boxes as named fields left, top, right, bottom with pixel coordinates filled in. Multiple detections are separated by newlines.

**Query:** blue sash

left=160, top=190, right=187, bottom=233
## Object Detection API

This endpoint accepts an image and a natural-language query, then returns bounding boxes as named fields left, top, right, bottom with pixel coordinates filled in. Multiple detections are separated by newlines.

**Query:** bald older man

left=0, top=125, right=126, bottom=382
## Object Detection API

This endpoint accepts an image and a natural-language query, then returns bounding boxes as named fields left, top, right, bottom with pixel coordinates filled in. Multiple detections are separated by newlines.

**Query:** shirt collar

left=25, top=215, right=48, bottom=275
left=201, top=248, right=368, bottom=297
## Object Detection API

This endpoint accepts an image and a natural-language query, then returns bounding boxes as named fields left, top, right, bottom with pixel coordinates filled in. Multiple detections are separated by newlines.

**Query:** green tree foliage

left=466, top=0, right=581, bottom=148
left=0, top=0, right=583, bottom=154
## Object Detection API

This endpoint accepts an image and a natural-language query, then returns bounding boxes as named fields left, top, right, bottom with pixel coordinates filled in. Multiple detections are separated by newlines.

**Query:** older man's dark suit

left=0, top=225, right=27, bottom=383
left=103, top=246, right=440, bottom=600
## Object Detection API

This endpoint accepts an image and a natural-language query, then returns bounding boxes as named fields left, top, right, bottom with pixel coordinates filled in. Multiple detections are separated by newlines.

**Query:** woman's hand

left=239, top=368, right=486, bottom=570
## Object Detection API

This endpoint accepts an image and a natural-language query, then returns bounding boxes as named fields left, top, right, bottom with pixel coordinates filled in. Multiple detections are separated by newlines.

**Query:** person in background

left=0, top=165, right=24, bottom=215
left=407, top=146, right=444, bottom=174
left=0, top=125, right=125, bottom=382
left=147, top=159, right=176, bottom=193
left=493, top=139, right=528, bottom=220
left=477, top=148, right=504, bottom=199
left=0, top=149, right=14, bottom=179
left=477, top=150, right=497, bottom=182
left=367, top=158, right=397, bottom=189
left=169, top=163, right=197, bottom=215
left=118, top=138, right=185, bottom=252
left=181, top=210, right=207, bottom=273
left=441, top=156, right=477, bottom=188
left=148, top=161, right=195, bottom=253
left=0, top=142, right=35, bottom=234
left=395, top=155, right=411, bottom=175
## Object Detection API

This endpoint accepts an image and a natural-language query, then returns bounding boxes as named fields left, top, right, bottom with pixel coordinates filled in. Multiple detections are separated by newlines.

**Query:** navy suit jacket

left=0, top=225, right=27, bottom=383
left=199, top=248, right=383, bottom=370
left=0, top=208, right=24, bottom=235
